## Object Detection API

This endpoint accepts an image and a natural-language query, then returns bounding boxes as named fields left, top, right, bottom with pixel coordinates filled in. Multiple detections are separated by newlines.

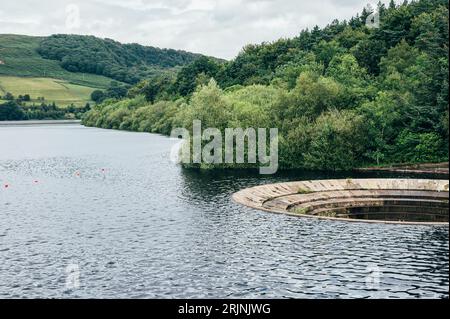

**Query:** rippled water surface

left=0, top=125, right=448, bottom=298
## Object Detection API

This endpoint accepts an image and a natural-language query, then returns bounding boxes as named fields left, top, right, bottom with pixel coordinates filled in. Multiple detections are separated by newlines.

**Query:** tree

left=380, top=40, right=442, bottom=132
left=128, top=76, right=174, bottom=103
left=326, top=53, right=367, bottom=86
left=411, top=12, right=440, bottom=54
left=274, top=52, right=323, bottom=89
left=389, top=0, right=396, bottom=10
left=380, top=40, right=420, bottom=75
left=174, top=57, right=223, bottom=96
left=335, top=26, right=368, bottom=49
left=302, top=110, right=370, bottom=170
left=394, top=130, right=447, bottom=163
left=358, top=92, right=402, bottom=164
left=178, top=79, right=231, bottom=130
left=4, top=92, right=14, bottom=101
left=277, top=71, right=342, bottom=120
left=0, top=101, right=25, bottom=121
left=91, top=90, right=105, bottom=103
left=313, top=40, right=346, bottom=68
left=105, top=83, right=128, bottom=100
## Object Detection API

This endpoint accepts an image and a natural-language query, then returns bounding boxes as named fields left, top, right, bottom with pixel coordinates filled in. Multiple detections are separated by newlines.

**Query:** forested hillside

left=83, top=0, right=449, bottom=170
left=0, top=34, right=214, bottom=86
left=0, top=34, right=114, bottom=88
left=0, top=34, right=215, bottom=119
left=37, top=34, right=209, bottom=84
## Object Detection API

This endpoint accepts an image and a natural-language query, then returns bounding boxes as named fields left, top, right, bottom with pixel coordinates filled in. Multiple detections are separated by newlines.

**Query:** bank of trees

left=0, top=99, right=90, bottom=121
left=90, top=81, right=131, bottom=103
left=83, top=0, right=449, bottom=170
left=37, top=34, right=209, bottom=84
left=0, top=101, right=25, bottom=120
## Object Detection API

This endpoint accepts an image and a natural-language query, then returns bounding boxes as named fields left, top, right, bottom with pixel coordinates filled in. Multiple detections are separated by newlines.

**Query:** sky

left=0, top=0, right=391, bottom=59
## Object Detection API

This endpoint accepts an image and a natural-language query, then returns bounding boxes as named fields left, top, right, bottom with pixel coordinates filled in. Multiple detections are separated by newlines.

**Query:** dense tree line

left=82, top=0, right=449, bottom=170
left=90, top=81, right=131, bottom=103
left=37, top=34, right=212, bottom=84
left=0, top=95, right=90, bottom=120
left=20, top=103, right=90, bottom=120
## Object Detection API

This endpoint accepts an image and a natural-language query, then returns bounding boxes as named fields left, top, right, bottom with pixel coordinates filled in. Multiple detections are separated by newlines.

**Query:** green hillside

left=0, top=76, right=96, bottom=107
left=0, top=34, right=210, bottom=107
left=36, top=34, right=207, bottom=84
left=0, top=34, right=113, bottom=89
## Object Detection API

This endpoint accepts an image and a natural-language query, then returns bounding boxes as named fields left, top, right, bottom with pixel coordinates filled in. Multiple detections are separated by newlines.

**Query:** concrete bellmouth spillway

left=232, top=179, right=449, bottom=225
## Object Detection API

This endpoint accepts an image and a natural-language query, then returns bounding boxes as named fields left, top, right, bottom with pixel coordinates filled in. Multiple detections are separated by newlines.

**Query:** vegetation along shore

left=2, top=0, right=448, bottom=171
left=82, top=0, right=449, bottom=170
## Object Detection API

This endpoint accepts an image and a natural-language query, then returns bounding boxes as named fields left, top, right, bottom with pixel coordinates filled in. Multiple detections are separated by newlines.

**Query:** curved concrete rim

left=232, top=179, right=449, bottom=226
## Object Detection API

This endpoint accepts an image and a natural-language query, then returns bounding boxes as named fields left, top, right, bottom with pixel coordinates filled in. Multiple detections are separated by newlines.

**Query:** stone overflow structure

left=232, top=179, right=449, bottom=225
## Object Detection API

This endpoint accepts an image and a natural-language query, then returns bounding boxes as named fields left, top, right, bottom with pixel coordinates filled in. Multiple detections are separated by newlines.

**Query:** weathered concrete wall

left=232, top=179, right=449, bottom=225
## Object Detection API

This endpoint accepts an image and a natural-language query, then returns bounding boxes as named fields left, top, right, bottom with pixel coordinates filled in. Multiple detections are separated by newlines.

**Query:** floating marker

left=4, top=184, right=9, bottom=188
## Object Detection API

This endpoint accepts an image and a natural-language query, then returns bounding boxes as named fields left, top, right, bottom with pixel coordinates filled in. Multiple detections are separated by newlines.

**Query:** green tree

left=174, top=57, right=223, bottom=96
left=91, top=90, right=105, bottom=103
left=0, top=101, right=25, bottom=120
left=394, top=130, right=447, bottom=163
left=301, top=110, right=370, bottom=170
left=277, top=71, right=342, bottom=120
left=314, top=40, right=346, bottom=68
left=178, top=79, right=231, bottom=130
left=4, top=92, right=14, bottom=101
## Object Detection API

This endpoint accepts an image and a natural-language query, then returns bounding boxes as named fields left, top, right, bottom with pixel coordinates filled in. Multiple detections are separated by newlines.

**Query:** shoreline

left=3, top=122, right=448, bottom=178
left=0, top=120, right=82, bottom=126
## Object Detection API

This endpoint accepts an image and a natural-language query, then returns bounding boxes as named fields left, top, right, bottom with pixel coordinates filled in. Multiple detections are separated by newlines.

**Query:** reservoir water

left=0, top=124, right=448, bottom=298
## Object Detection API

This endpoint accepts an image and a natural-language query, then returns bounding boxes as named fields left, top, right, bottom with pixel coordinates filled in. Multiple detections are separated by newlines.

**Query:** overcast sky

left=0, top=0, right=391, bottom=59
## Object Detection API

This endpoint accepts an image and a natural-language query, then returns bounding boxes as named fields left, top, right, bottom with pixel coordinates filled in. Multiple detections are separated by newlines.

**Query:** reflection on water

left=0, top=125, right=448, bottom=298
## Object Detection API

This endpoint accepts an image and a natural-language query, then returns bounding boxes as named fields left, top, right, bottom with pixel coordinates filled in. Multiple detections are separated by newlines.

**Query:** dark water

left=0, top=125, right=448, bottom=299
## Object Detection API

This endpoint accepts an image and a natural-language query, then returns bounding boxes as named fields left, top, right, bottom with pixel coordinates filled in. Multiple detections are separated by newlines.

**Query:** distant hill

left=0, top=34, right=215, bottom=106
left=0, top=34, right=210, bottom=86
left=36, top=34, right=208, bottom=84
left=0, top=34, right=114, bottom=89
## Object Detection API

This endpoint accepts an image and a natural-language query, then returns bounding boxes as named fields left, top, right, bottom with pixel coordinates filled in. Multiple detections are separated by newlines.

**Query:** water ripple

left=0, top=125, right=448, bottom=298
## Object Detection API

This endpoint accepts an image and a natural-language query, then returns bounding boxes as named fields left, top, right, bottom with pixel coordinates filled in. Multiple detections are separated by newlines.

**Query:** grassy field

left=0, top=76, right=96, bottom=107
left=0, top=34, right=114, bottom=89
